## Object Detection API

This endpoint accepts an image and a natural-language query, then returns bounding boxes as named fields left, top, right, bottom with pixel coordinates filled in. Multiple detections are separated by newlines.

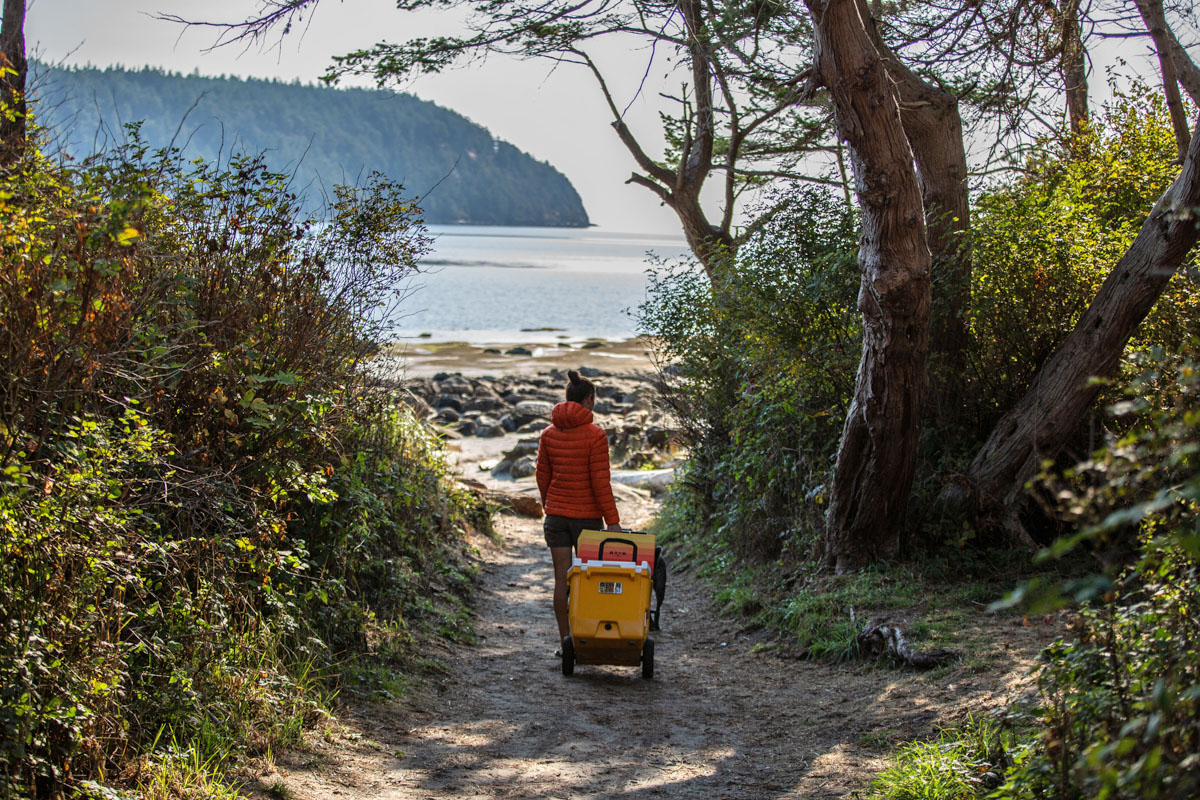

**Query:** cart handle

left=599, top=537, right=638, bottom=564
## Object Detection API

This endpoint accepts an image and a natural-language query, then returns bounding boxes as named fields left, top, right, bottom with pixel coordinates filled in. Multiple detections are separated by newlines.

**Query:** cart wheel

left=561, top=635, right=575, bottom=676
left=641, top=639, right=655, bottom=680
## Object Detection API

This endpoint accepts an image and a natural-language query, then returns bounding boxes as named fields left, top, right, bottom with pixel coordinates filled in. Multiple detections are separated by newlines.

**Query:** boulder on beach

left=491, top=440, right=540, bottom=477
left=510, top=456, right=537, bottom=479
left=438, top=374, right=473, bottom=393
left=513, top=400, right=554, bottom=424
left=435, top=394, right=464, bottom=412
left=475, top=416, right=504, bottom=437
left=505, top=346, right=533, bottom=356
left=465, top=396, right=506, bottom=413
left=508, top=440, right=540, bottom=459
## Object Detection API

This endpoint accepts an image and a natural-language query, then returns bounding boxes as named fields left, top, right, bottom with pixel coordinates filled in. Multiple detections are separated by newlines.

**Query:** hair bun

left=567, top=369, right=582, bottom=383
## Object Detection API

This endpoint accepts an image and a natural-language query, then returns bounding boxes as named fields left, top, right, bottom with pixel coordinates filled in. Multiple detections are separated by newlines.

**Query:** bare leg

left=550, top=546, right=573, bottom=641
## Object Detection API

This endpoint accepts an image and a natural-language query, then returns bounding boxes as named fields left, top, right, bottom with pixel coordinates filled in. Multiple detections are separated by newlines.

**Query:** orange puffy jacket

left=535, top=401, right=620, bottom=526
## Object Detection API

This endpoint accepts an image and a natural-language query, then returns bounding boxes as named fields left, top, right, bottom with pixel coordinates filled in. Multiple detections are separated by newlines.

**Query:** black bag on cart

left=651, top=545, right=667, bottom=631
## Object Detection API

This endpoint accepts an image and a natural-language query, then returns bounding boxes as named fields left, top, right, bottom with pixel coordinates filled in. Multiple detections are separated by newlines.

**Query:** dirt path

left=260, top=493, right=1060, bottom=800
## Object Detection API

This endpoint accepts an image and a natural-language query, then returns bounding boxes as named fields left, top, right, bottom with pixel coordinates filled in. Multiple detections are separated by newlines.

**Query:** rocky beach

left=387, top=337, right=680, bottom=519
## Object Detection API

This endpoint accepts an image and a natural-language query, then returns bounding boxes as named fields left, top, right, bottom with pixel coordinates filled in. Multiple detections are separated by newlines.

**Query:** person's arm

left=535, top=435, right=551, bottom=506
left=589, top=429, right=620, bottom=528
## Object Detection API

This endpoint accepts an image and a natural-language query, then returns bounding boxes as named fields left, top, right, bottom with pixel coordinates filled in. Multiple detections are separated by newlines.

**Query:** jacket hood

left=551, top=401, right=593, bottom=430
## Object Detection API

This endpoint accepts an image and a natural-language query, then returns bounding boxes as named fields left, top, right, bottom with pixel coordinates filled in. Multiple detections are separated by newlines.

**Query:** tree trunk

left=606, top=0, right=733, bottom=279
left=1158, top=42, right=1192, bottom=162
left=966, top=118, right=1200, bottom=511
left=859, top=2, right=970, bottom=409
left=1134, top=0, right=1193, bottom=160
left=806, top=0, right=932, bottom=572
left=0, top=0, right=25, bottom=166
left=1134, top=0, right=1200, bottom=108
left=1061, top=0, right=1089, bottom=135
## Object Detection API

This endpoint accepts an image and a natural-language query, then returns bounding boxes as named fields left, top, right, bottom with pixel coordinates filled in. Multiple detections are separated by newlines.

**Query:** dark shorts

left=543, top=515, right=603, bottom=549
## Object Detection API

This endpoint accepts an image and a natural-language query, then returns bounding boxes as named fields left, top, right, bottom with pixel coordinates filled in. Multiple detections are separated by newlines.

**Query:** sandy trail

left=265, top=488, right=1059, bottom=800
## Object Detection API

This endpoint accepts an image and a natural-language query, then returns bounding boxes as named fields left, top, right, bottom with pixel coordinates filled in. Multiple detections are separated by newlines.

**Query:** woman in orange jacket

left=535, top=369, right=621, bottom=647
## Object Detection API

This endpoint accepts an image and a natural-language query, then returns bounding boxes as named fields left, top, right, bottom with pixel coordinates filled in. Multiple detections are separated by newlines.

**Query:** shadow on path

left=268, top=509, right=1057, bottom=799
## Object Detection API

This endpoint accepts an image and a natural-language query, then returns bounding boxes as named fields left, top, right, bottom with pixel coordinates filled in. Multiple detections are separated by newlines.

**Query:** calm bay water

left=388, top=226, right=690, bottom=344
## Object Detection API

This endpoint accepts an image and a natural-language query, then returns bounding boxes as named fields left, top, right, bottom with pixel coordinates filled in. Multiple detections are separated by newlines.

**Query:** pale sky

left=24, top=1, right=1169, bottom=234
left=24, top=0, right=694, bottom=233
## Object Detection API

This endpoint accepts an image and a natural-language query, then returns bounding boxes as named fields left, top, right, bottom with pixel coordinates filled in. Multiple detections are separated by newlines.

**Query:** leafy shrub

left=0, top=131, right=483, bottom=798
left=965, top=89, right=1198, bottom=437
left=994, top=360, right=1200, bottom=799
left=639, top=186, right=860, bottom=559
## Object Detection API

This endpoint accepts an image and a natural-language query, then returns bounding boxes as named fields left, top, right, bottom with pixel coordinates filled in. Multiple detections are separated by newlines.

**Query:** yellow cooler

left=563, top=531, right=657, bottom=679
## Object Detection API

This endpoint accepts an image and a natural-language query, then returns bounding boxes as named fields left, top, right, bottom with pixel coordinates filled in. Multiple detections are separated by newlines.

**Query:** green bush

left=639, top=186, right=860, bottom=560
left=966, top=89, right=1198, bottom=436
left=994, top=360, right=1200, bottom=799
left=0, top=131, right=484, bottom=798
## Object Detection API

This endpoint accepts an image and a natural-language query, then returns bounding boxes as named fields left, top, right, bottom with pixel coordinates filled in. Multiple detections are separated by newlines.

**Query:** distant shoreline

left=380, top=336, right=661, bottom=378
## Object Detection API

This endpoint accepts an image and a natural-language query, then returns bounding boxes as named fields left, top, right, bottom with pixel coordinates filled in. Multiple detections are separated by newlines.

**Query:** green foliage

left=639, top=186, right=860, bottom=560
left=0, top=132, right=485, bottom=798
left=999, top=552, right=1200, bottom=798
left=866, top=716, right=1012, bottom=800
left=645, top=85, right=1198, bottom=578
left=991, top=360, right=1200, bottom=799
left=966, top=89, right=1197, bottom=433
left=32, top=62, right=588, bottom=227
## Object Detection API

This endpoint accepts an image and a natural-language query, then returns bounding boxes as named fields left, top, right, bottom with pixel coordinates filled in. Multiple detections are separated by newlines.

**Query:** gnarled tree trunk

left=0, top=0, right=25, bottom=166
left=966, top=117, right=1200, bottom=514
left=859, top=1, right=970, bottom=409
left=806, top=0, right=932, bottom=572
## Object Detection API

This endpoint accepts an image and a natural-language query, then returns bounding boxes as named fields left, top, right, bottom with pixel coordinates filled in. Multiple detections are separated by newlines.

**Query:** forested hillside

left=30, top=63, right=590, bottom=226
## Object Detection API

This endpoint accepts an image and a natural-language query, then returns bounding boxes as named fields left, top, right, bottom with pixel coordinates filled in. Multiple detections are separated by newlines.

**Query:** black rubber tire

left=641, top=639, right=655, bottom=680
left=561, top=635, right=575, bottom=676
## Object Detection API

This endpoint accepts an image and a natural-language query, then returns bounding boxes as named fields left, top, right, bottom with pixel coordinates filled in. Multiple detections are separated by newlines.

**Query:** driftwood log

left=459, top=479, right=544, bottom=518
left=857, top=620, right=959, bottom=669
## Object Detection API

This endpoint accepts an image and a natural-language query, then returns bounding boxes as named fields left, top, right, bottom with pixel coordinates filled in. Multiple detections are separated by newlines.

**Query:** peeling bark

left=859, top=1, right=970, bottom=403
left=806, top=0, right=932, bottom=572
